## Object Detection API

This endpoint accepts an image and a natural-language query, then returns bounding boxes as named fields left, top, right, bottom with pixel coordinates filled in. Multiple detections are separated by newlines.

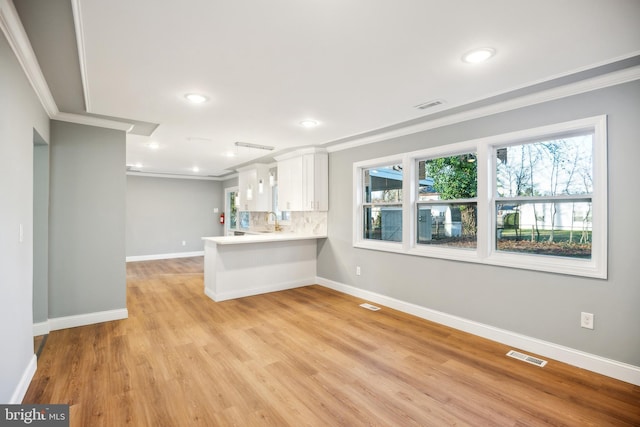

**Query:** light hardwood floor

left=24, top=257, right=640, bottom=426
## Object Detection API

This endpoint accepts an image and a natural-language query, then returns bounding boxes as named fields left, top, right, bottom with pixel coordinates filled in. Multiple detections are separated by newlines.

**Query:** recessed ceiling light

left=192, top=166, right=200, bottom=173
left=224, top=151, right=236, bottom=158
left=135, top=162, right=143, bottom=168
left=299, top=119, right=319, bottom=128
left=462, top=48, right=496, bottom=64
left=184, top=93, right=209, bottom=104
left=147, top=141, right=159, bottom=150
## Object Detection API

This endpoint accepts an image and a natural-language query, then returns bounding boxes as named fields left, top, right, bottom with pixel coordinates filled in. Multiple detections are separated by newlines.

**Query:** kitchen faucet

left=266, top=211, right=282, bottom=232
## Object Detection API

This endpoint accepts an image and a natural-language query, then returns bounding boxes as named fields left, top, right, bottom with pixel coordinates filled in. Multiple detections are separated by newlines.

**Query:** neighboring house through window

left=353, top=116, right=607, bottom=278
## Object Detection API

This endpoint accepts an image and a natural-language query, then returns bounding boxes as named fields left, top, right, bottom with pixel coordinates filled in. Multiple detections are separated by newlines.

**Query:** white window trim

left=353, top=154, right=406, bottom=252
left=266, top=182, right=292, bottom=225
left=224, top=186, right=239, bottom=236
left=484, top=115, right=607, bottom=278
left=353, top=115, right=607, bottom=279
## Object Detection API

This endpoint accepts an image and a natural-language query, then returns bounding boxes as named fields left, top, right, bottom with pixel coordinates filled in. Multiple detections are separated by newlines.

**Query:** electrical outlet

left=356, top=266, right=361, bottom=276
left=581, top=312, right=594, bottom=329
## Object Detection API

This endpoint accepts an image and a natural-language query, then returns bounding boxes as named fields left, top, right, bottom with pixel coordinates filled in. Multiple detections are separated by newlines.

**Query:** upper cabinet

left=302, top=151, right=328, bottom=211
left=237, top=164, right=271, bottom=212
left=277, top=156, right=303, bottom=211
left=276, top=148, right=328, bottom=211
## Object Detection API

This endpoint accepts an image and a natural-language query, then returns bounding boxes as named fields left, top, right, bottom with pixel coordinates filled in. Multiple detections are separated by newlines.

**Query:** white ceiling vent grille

left=360, top=303, right=381, bottom=311
left=507, top=350, right=547, bottom=367
left=414, top=99, right=445, bottom=110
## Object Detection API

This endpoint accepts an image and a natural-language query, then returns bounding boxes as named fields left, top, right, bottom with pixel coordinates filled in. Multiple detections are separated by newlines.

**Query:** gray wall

left=126, top=176, right=224, bottom=257
left=0, top=32, right=50, bottom=403
left=49, top=121, right=126, bottom=317
left=33, top=139, right=49, bottom=324
left=222, top=176, right=238, bottom=189
left=318, top=80, right=640, bottom=367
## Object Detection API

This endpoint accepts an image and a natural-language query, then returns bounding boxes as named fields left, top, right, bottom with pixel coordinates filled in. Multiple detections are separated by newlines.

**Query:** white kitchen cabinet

left=237, top=164, right=271, bottom=211
left=277, top=156, right=303, bottom=211
left=276, top=148, right=328, bottom=211
left=302, top=152, right=328, bottom=211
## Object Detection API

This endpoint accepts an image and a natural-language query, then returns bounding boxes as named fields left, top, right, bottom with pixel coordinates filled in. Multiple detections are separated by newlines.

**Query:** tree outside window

left=495, top=134, right=593, bottom=258
left=416, top=153, right=477, bottom=248
left=354, top=116, right=606, bottom=278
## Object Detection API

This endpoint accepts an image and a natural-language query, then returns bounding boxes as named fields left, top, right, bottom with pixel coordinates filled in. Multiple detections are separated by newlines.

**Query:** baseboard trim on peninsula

left=316, top=276, right=640, bottom=386
left=10, top=355, right=37, bottom=404
left=126, top=251, right=204, bottom=262
left=205, top=278, right=314, bottom=303
left=48, top=308, right=129, bottom=332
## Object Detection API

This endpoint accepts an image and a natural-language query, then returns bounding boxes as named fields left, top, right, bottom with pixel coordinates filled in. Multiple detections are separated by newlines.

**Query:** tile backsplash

left=247, top=211, right=327, bottom=235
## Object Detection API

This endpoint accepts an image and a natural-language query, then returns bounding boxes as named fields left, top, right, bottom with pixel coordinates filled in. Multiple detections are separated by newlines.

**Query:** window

left=271, top=184, right=291, bottom=223
left=494, top=134, right=593, bottom=258
left=225, top=187, right=241, bottom=236
left=416, top=153, right=477, bottom=249
left=239, top=211, right=250, bottom=229
left=229, top=190, right=238, bottom=230
left=225, top=187, right=253, bottom=233
left=362, top=164, right=403, bottom=242
left=354, top=116, right=607, bottom=278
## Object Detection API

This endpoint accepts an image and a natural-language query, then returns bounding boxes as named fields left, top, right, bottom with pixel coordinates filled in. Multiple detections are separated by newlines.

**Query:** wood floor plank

left=23, top=256, right=640, bottom=426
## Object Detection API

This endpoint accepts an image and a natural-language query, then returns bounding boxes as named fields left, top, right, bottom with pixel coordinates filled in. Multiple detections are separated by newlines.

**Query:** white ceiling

left=28, top=0, right=640, bottom=176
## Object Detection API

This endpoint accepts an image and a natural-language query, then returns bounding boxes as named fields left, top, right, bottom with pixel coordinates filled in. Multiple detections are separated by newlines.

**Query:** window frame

left=414, top=150, right=479, bottom=254
left=407, top=143, right=482, bottom=263
left=353, top=115, right=607, bottom=278
left=224, top=186, right=240, bottom=236
left=484, top=116, right=607, bottom=278
left=269, top=183, right=292, bottom=225
left=353, top=155, right=406, bottom=253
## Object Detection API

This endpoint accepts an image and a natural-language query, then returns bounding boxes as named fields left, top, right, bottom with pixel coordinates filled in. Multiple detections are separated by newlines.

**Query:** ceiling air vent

left=414, top=99, right=445, bottom=110
left=507, top=350, right=547, bottom=367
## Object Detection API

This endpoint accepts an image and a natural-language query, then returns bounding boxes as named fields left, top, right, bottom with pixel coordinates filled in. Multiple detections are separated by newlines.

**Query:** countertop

left=202, top=232, right=326, bottom=246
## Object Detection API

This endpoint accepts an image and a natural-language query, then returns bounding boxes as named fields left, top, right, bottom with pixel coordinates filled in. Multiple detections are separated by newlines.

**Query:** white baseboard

left=10, top=354, right=37, bottom=404
left=48, top=308, right=128, bottom=331
left=204, top=287, right=217, bottom=302
left=33, top=321, right=50, bottom=336
left=126, top=251, right=204, bottom=262
left=205, top=278, right=313, bottom=302
left=316, top=276, right=640, bottom=386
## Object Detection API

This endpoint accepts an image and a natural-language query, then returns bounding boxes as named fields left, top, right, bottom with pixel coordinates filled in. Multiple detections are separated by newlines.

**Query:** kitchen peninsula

left=205, top=148, right=329, bottom=302
left=202, top=232, right=326, bottom=302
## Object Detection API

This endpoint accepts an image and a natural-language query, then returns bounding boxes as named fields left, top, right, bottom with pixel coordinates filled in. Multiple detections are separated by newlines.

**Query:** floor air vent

left=360, top=303, right=381, bottom=311
left=507, top=350, right=547, bottom=367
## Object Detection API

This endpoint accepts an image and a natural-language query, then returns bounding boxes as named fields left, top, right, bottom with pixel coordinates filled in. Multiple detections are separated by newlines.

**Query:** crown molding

left=326, top=65, right=640, bottom=153
left=274, top=146, right=327, bottom=161
left=70, top=0, right=90, bottom=111
left=126, top=171, right=227, bottom=181
left=1, top=0, right=136, bottom=133
left=53, top=111, right=134, bottom=132
left=6, top=0, right=639, bottom=151
left=0, top=0, right=58, bottom=116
